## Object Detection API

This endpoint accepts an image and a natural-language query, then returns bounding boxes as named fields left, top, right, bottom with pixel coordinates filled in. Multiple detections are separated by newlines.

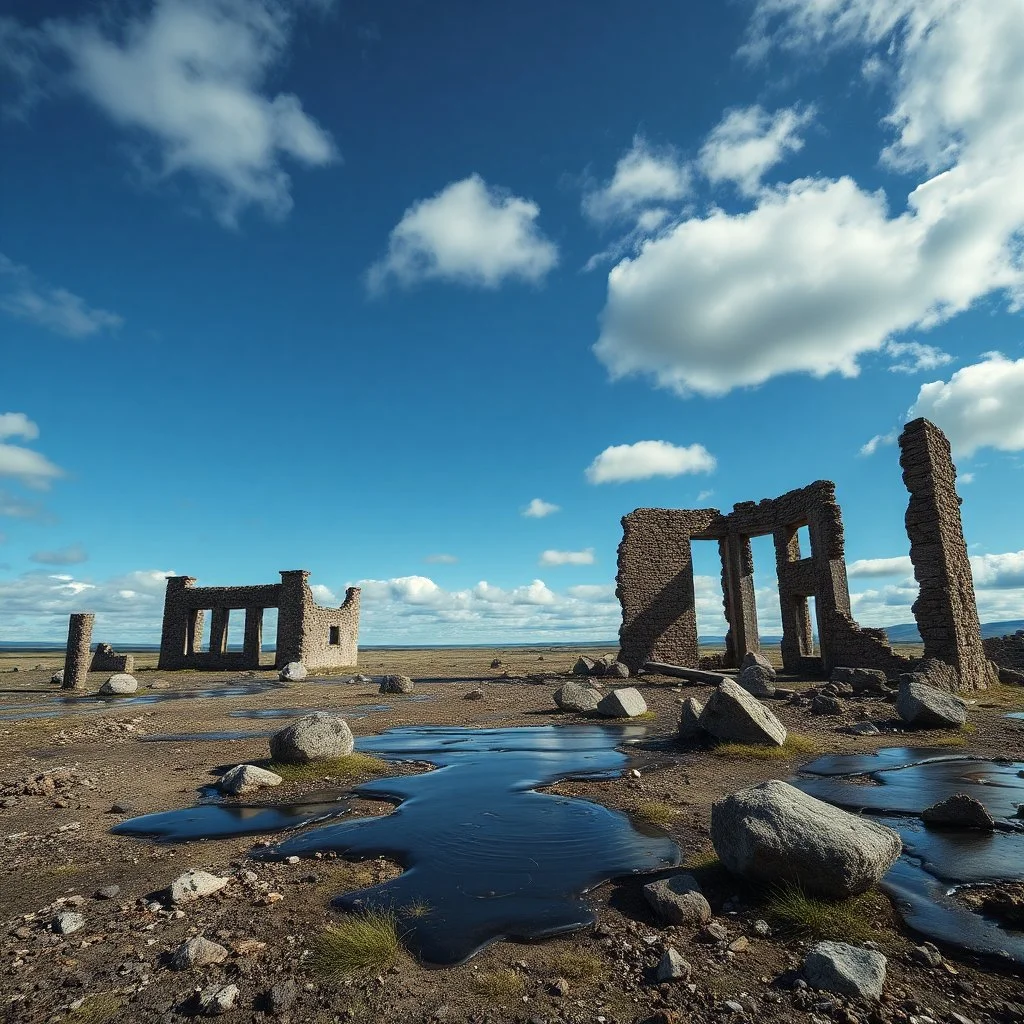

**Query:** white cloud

left=0, top=412, right=39, bottom=442
left=858, top=429, right=898, bottom=457
left=970, top=550, right=1024, bottom=590
left=847, top=555, right=913, bottom=578
left=366, top=174, right=558, bottom=292
left=539, top=549, right=595, bottom=567
left=29, top=544, right=88, bottom=566
left=0, top=489, right=47, bottom=520
left=0, top=254, right=123, bottom=337
left=959, top=472, right=974, bottom=484
left=582, top=136, right=690, bottom=223
left=882, top=340, right=953, bottom=374
left=698, top=104, right=813, bottom=195
left=908, top=353, right=1024, bottom=457
left=522, top=498, right=560, bottom=518
left=595, top=0, right=1024, bottom=398
left=309, top=582, right=339, bottom=605
left=696, top=489, right=715, bottom=502
left=424, top=553, right=458, bottom=564
left=0, top=0, right=336, bottom=226
left=566, top=584, right=615, bottom=601
left=586, top=440, right=716, bottom=484
left=0, top=413, right=63, bottom=490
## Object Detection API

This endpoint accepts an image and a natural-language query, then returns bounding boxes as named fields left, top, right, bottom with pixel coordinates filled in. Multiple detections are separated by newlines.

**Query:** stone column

left=208, top=607, right=229, bottom=655
left=720, top=533, right=759, bottom=667
left=243, top=607, right=263, bottom=667
left=63, top=613, right=94, bottom=690
left=158, top=576, right=197, bottom=670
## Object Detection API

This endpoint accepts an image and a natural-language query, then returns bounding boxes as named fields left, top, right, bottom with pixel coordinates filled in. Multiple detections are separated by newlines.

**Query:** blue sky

left=1, top=0, right=1023, bottom=645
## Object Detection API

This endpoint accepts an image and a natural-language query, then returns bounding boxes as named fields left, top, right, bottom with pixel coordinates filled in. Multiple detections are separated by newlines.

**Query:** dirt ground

left=1, top=646, right=1023, bottom=1024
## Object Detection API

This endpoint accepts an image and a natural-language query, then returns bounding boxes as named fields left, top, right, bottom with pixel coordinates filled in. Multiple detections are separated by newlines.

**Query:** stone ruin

left=62, top=612, right=94, bottom=690
left=616, top=418, right=998, bottom=692
left=157, top=569, right=360, bottom=671
left=90, top=642, right=134, bottom=674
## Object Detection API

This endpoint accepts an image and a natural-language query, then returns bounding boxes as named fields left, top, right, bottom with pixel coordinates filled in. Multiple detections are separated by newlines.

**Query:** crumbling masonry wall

left=158, top=570, right=360, bottom=671
left=62, top=612, right=94, bottom=690
left=90, top=643, right=134, bottom=674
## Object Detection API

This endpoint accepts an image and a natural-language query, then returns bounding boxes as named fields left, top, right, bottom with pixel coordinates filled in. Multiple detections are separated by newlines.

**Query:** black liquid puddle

left=114, top=724, right=682, bottom=965
left=795, top=747, right=1024, bottom=965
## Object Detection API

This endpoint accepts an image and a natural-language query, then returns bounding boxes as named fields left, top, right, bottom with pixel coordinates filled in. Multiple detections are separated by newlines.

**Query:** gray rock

left=218, top=764, right=283, bottom=796
left=572, top=656, right=596, bottom=676
left=656, top=947, right=691, bottom=982
left=269, top=712, right=354, bottom=764
left=998, top=667, right=1024, bottom=685
left=592, top=654, right=618, bottom=677
left=596, top=686, right=648, bottom=718
left=922, top=793, right=994, bottom=830
left=847, top=721, right=881, bottom=736
left=54, top=911, right=85, bottom=934
left=643, top=873, right=712, bottom=927
left=149, top=680, right=171, bottom=689
left=172, top=936, right=229, bottom=970
left=268, top=981, right=297, bottom=1013
left=463, top=688, right=485, bottom=700
left=99, top=673, right=138, bottom=695
left=697, top=679, right=787, bottom=746
left=896, top=678, right=968, bottom=728
left=197, top=984, right=240, bottom=1015
left=678, top=697, right=704, bottom=739
left=811, top=694, right=843, bottom=715
left=710, top=780, right=902, bottom=899
left=50, top=669, right=64, bottom=685
left=912, top=942, right=944, bottom=968
left=95, top=885, right=120, bottom=900
left=831, top=667, right=889, bottom=693
left=379, top=674, right=414, bottom=694
left=740, top=651, right=776, bottom=679
left=169, top=869, right=230, bottom=904
left=803, top=941, right=887, bottom=1001
left=605, top=661, right=630, bottom=679
left=737, top=662, right=776, bottom=697
left=278, top=662, right=308, bottom=682
left=553, top=682, right=601, bottom=713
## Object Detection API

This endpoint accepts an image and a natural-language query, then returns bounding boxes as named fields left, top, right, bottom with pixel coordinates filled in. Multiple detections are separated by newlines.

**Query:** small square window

left=328, top=626, right=340, bottom=646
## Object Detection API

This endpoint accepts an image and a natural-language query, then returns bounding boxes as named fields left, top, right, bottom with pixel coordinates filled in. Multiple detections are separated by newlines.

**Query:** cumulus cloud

left=0, top=0, right=336, bottom=226
left=539, top=549, right=595, bottom=567
left=0, top=254, right=123, bottom=337
left=29, top=544, right=88, bottom=566
left=0, top=412, right=63, bottom=489
left=424, top=553, right=458, bottom=564
left=582, top=136, right=690, bottom=223
left=908, top=353, right=1024, bottom=457
left=698, top=104, right=813, bottom=195
left=522, top=498, right=560, bottom=518
left=595, top=0, right=1024, bottom=398
left=970, top=550, right=1024, bottom=590
left=586, top=440, right=716, bottom=484
left=847, top=555, right=913, bottom=578
left=366, top=174, right=558, bottom=292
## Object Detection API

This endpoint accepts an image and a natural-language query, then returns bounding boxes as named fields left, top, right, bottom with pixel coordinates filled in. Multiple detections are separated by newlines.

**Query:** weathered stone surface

left=710, top=780, right=902, bottom=899
left=811, top=694, right=843, bottom=715
left=922, top=793, right=994, bottom=830
left=169, top=870, right=229, bottom=904
left=677, top=697, right=704, bottom=738
left=896, top=678, right=968, bottom=728
left=95, top=885, right=120, bottom=900
left=172, top=936, right=229, bottom=970
left=596, top=687, right=648, bottom=718
left=656, top=948, right=692, bottom=982
left=379, top=674, right=414, bottom=694
left=697, top=679, right=786, bottom=746
left=62, top=613, right=94, bottom=690
left=737, top=663, right=775, bottom=698
left=90, top=642, right=134, bottom=674
left=643, top=874, right=712, bottom=927
left=847, top=721, right=881, bottom=736
left=99, top=673, right=138, bottom=695
left=53, top=911, right=84, bottom=934
left=605, top=661, right=630, bottom=679
left=999, top=667, right=1024, bottom=685
left=831, top=666, right=889, bottom=692
left=592, top=653, right=618, bottom=676
left=197, top=984, right=240, bottom=1015
left=463, top=688, right=485, bottom=700
left=269, top=712, right=354, bottom=763
left=803, top=941, right=886, bottom=1000
left=50, top=669, right=64, bottom=685
left=218, top=764, right=283, bottom=796
left=278, top=661, right=307, bottom=682
left=741, top=651, right=776, bottom=678
left=553, top=682, right=601, bottom=713
left=572, top=656, right=596, bottom=676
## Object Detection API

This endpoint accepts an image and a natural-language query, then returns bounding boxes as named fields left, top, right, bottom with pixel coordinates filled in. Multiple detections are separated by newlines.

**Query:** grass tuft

left=266, top=751, right=391, bottom=783
left=312, top=911, right=402, bottom=978
left=473, top=968, right=526, bottom=1001
left=399, top=898, right=432, bottom=919
left=684, top=849, right=721, bottom=872
left=68, top=993, right=123, bottom=1024
left=713, top=732, right=819, bottom=761
left=764, top=883, right=878, bottom=943
left=546, top=949, right=604, bottom=982
left=631, top=800, right=677, bottom=828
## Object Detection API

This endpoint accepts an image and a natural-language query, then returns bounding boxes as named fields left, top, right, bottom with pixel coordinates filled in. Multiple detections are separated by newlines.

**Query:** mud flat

left=1, top=645, right=1023, bottom=1024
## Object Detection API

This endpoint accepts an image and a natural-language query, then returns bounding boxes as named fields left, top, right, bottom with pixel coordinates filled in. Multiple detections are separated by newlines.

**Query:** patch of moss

left=631, top=800, right=677, bottom=828
left=546, top=949, right=604, bottom=982
left=713, top=732, right=819, bottom=760
left=265, top=751, right=392, bottom=783
left=67, top=993, right=123, bottom=1024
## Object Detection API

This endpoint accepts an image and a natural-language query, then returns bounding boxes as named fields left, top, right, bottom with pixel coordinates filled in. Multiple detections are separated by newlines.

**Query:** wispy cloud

left=858, top=430, right=898, bottom=457
left=539, top=548, right=595, bottom=566
left=29, top=544, right=88, bottom=566
left=424, top=553, right=458, bottom=564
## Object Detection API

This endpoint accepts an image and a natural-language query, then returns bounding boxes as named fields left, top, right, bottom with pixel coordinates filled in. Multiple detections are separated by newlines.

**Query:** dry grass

left=312, top=911, right=402, bottom=978
left=399, top=898, right=432, bottom=919
left=473, top=968, right=526, bottom=1001
left=546, top=948, right=604, bottom=982
left=764, top=883, right=880, bottom=942
left=631, top=800, right=677, bottom=828
left=713, top=733, right=819, bottom=761
left=265, top=751, right=392, bottom=783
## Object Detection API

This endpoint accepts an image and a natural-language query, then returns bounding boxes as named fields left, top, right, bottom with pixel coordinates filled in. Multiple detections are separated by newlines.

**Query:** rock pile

left=573, top=654, right=630, bottom=679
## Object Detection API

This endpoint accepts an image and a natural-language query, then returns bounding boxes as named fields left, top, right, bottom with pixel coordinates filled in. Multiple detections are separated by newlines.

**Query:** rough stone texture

left=379, top=674, right=414, bottom=694
left=643, top=874, right=712, bottom=927
left=596, top=686, right=648, bottom=718
left=831, top=666, right=890, bottom=692
left=572, top=656, right=596, bottom=676
left=158, top=570, right=360, bottom=671
left=62, top=613, right=94, bottom=691
left=697, top=680, right=787, bottom=746
left=53, top=911, right=84, bottom=934
left=169, top=870, right=229, bottom=904
left=553, top=682, right=601, bottom=713
left=278, top=661, right=307, bottom=682
left=741, top=651, right=776, bottom=678
left=50, top=669, right=64, bottom=685
left=90, top=642, right=134, bottom=674
left=922, top=793, right=994, bottom=830
left=269, top=712, right=354, bottom=763
left=196, top=984, right=239, bottom=1015
left=218, top=764, right=283, bottom=795
left=899, top=419, right=995, bottom=691
left=737, top=663, right=775, bottom=697
left=896, top=678, right=968, bottom=728
left=99, top=673, right=138, bottom=695
left=656, top=948, right=692, bottom=982
left=984, top=631, right=1024, bottom=673
left=605, top=661, right=630, bottom=679
left=803, top=941, right=887, bottom=1001
left=711, top=781, right=903, bottom=899
left=678, top=697, right=704, bottom=738
left=172, top=936, right=229, bottom=970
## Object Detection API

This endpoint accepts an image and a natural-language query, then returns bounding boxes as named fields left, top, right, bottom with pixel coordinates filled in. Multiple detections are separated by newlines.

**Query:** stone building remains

left=158, top=570, right=360, bottom=671
left=90, top=642, right=134, bottom=674
left=62, top=612, right=94, bottom=690
left=617, top=418, right=995, bottom=691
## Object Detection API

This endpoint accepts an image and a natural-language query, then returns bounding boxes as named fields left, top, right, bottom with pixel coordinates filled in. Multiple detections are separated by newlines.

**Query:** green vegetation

left=312, top=911, right=403, bottom=978
left=67, top=993, right=123, bottom=1024
left=631, top=800, right=677, bottom=828
left=546, top=949, right=604, bottom=982
left=764, top=883, right=880, bottom=942
left=684, top=849, right=721, bottom=872
left=713, top=732, right=819, bottom=760
left=473, top=968, right=526, bottom=1001
left=266, top=751, right=392, bottom=783
left=399, top=898, right=432, bottom=919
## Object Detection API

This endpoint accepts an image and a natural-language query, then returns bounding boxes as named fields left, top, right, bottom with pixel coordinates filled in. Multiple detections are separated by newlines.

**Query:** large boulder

left=896, top=677, right=968, bottom=728
left=737, top=663, right=775, bottom=697
left=697, top=679, right=786, bottom=746
left=604, top=661, right=630, bottom=679
left=169, top=870, right=229, bottom=904
left=710, top=780, right=903, bottom=899
left=591, top=653, right=618, bottom=677
left=922, top=793, right=994, bottom=830
left=278, top=662, right=308, bottom=682
left=553, top=682, right=601, bottom=713
left=596, top=687, right=647, bottom=718
left=803, top=941, right=887, bottom=1000
left=379, top=674, right=414, bottom=694
left=678, top=697, right=704, bottom=739
left=643, top=873, right=712, bottom=927
left=99, top=673, right=138, bottom=695
left=741, top=651, right=776, bottom=679
left=269, top=712, right=354, bottom=764
left=218, top=764, right=283, bottom=795
left=572, top=656, right=596, bottom=676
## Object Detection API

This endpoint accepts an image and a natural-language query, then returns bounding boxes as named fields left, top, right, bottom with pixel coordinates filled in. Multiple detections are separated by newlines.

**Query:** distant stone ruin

left=158, top=570, right=360, bottom=671
left=617, top=418, right=995, bottom=691
left=90, top=642, right=134, bottom=674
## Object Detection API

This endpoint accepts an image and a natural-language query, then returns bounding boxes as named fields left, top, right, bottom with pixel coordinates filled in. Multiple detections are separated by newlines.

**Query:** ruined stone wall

left=90, top=643, right=134, bottom=674
left=616, top=508, right=722, bottom=672
left=62, top=613, right=94, bottom=690
left=983, top=631, right=1024, bottom=672
left=277, top=570, right=360, bottom=669
left=899, top=418, right=996, bottom=690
